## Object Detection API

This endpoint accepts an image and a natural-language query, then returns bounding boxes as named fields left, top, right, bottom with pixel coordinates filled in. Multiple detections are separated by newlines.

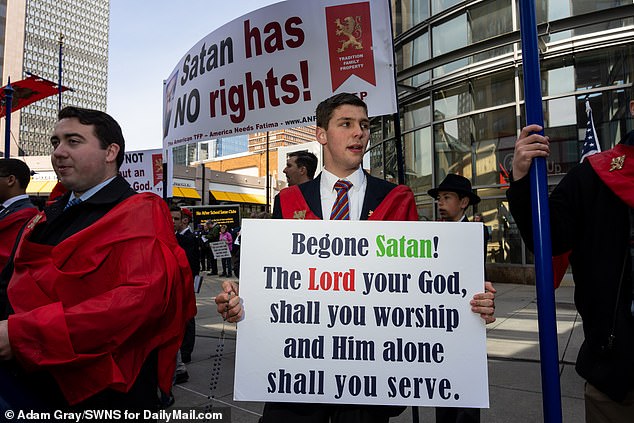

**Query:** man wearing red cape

left=0, top=107, right=196, bottom=412
left=0, top=159, right=37, bottom=272
left=216, top=93, right=497, bottom=423
left=507, top=87, right=634, bottom=420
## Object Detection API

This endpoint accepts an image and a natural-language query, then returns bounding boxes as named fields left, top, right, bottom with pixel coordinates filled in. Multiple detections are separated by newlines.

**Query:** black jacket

left=176, top=228, right=201, bottom=276
left=0, top=197, right=36, bottom=221
left=506, top=131, right=634, bottom=401
left=31, top=175, right=136, bottom=245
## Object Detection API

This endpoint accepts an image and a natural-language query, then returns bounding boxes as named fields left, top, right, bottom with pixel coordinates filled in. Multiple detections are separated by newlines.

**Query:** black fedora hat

left=427, top=174, right=481, bottom=205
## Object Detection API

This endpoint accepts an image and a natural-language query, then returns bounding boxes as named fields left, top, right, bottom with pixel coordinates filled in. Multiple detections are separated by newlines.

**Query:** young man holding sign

left=216, top=93, right=496, bottom=423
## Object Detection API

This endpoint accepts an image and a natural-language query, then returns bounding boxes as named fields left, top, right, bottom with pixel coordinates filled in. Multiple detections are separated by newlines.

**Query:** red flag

left=0, top=75, right=70, bottom=118
left=325, top=2, right=376, bottom=91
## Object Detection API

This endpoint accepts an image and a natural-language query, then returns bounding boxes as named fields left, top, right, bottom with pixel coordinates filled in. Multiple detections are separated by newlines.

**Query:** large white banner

left=163, top=0, right=397, bottom=149
left=235, top=220, right=489, bottom=408
left=119, top=149, right=163, bottom=196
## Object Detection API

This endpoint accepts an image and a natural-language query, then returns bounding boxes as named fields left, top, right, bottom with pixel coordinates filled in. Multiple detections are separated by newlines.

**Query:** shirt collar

left=2, top=194, right=29, bottom=208
left=321, top=167, right=365, bottom=191
left=70, top=176, right=117, bottom=203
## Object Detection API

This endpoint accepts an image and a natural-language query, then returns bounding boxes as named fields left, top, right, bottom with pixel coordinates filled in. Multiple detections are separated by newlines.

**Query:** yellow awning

left=240, top=193, right=267, bottom=204
left=172, top=186, right=201, bottom=199
left=210, top=190, right=232, bottom=201
left=211, top=191, right=266, bottom=204
left=225, top=192, right=246, bottom=202
left=26, top=180, right=58, bottom=195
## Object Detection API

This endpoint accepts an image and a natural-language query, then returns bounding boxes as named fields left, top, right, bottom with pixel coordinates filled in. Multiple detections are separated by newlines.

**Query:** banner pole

left=266, top=131, right=271, bottom=213
left=387, top=0, right=405, bottom=185
left=58, top=33, right=64, bottom=111
left=4, top=78, right=13, bottom=158
left=518, top=1, right=562, bottom=422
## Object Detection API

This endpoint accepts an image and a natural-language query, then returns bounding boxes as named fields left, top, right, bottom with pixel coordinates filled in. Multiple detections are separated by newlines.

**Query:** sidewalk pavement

left=172, top=273, right=584, bottom=422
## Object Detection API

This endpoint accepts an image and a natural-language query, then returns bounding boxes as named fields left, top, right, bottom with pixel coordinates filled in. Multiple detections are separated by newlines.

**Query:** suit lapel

left=361, top=173, right=383, bottom=220
left=0, top=198, right=30, bottom=220
left=299, top=175, right=323, bottom=219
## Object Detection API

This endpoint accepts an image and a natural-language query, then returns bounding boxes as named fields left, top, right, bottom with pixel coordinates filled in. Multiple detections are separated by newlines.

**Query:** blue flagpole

left=518, top=1, right=562, bottom=422
left=4, top=78, right=13, bottom=158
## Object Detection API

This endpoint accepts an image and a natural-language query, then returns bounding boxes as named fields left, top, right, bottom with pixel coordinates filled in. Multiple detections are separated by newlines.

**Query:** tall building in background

left=172, top=135, right=250, bottom=166
left=1, top=0, right=109, bottom=156
left=0, top=1, right=7, bottom=79
left=248, top=126, right=316, bottom=152
left=172, top=127, right=317, bottom=167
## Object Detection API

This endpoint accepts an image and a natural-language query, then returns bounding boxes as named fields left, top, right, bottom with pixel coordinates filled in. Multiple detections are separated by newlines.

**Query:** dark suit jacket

left=273, top=172, right=398, bottom=220
left=0, top=197, right=36, bottom=221
left=176, top=228, right=201, bottom=276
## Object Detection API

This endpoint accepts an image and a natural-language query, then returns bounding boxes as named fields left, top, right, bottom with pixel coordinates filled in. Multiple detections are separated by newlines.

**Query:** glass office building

left=367, top=1, right=633, bottom=278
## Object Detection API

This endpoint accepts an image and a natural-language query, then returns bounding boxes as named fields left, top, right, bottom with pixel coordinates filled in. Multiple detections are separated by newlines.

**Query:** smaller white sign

left=210, top=241, right=232, bottom=259
left=119, top=149, right=163, bottom=196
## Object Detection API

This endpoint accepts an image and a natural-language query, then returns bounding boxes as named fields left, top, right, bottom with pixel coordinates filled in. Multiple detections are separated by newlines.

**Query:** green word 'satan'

left=375, top=235, right=438, bottom=259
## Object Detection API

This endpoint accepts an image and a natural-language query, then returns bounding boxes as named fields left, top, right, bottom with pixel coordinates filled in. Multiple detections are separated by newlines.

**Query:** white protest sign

left=162, top=0, right=396, bottom=149
left=235, top=219, right=489, bottom=408
left=119, top=149, right=163, bottom=196
left=210, top=241, right=232, bottom=259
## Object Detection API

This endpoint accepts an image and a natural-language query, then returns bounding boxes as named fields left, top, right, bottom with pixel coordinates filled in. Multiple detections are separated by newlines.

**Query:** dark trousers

left=208, top=252, right=218, bottom=274
left=200, top=249, right=209, bottom=271
left=180, top=317, right=196, bottom=357
left=436, top=407, right=480, bottom=423
left=221, top=258, right=232, bottom=276
left=261, top=402, right=404, bottom=423
left=0, top=350, right=159, bottom=413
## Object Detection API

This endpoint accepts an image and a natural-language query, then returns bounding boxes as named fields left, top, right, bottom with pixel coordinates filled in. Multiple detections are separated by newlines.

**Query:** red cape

left=8, top=193, right=196, bottom=404
left=46, top=181, right=67, bottom=207
left=588, top=144, right=634, bottom=208
left=280, top=184, right=419, bottom=221
left=0, top=207, right=38, bottom=271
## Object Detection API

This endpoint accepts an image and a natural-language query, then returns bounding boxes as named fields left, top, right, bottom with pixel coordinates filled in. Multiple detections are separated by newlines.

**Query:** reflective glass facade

left=371, top=0, right=634, bottom=268
left=19, top=0, right=109, bottom=156
left=173, top=136, right=250, bottom=166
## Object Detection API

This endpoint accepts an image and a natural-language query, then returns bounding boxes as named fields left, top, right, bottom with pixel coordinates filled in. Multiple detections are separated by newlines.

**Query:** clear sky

left=106, top=0, right=280, bottom=151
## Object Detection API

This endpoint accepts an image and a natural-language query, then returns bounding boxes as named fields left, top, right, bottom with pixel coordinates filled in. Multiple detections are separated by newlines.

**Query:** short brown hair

left=316, top=93, right=368, bottom=129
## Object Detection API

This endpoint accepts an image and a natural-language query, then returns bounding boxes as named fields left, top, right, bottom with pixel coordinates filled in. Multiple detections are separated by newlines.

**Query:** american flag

left=580, top=100, right=601, bottom=162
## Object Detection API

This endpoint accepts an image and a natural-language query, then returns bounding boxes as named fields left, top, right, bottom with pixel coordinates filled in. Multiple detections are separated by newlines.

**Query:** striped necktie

left=330, top=179, right=353, bottom=220
left=64, top=197, right=82, bottom=211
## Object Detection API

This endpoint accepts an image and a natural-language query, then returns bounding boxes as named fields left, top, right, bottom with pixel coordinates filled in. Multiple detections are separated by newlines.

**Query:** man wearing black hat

left=428, top=173, right=492, bottom=423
